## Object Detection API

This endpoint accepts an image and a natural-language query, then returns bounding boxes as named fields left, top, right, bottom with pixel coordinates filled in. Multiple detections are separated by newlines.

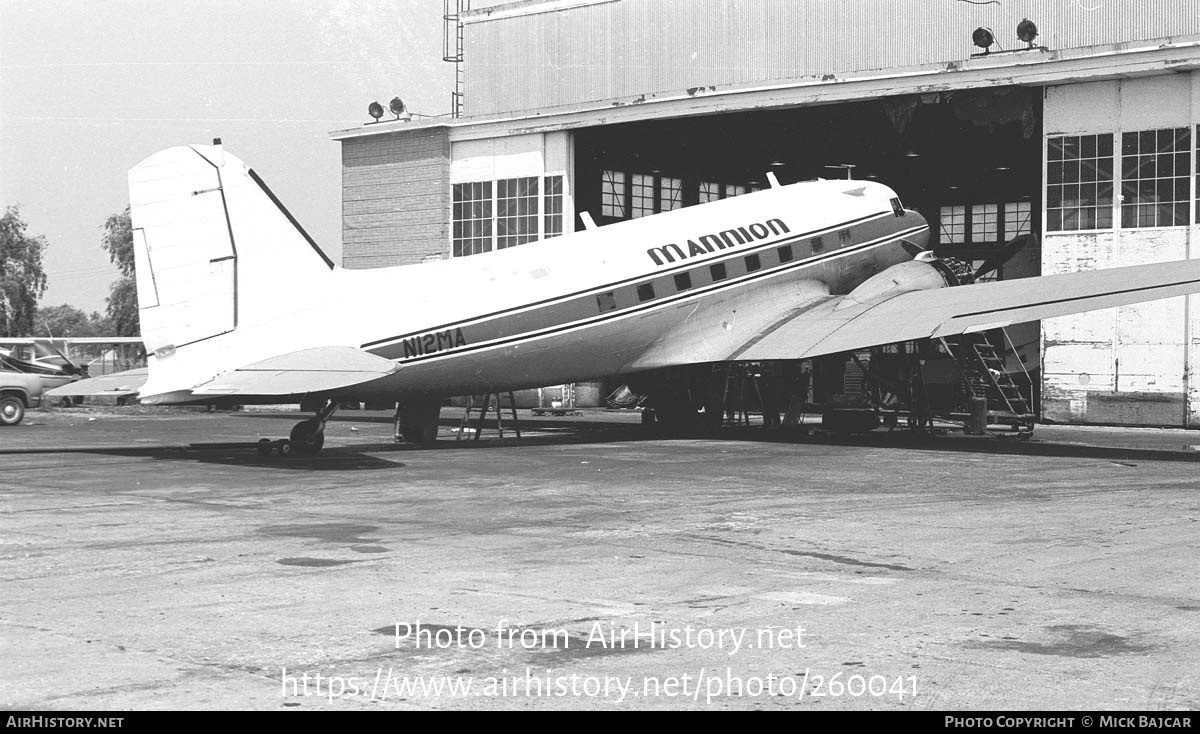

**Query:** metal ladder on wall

left=940, top=332, right=1032, bottom=417
left=458, top=392, right=522, bottom=441
left=443, top=0, right=466, bottom=118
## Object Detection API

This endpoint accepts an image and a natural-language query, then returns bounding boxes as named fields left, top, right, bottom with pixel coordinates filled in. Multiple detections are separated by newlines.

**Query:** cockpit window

left=890, top=197, right=904, bottom=217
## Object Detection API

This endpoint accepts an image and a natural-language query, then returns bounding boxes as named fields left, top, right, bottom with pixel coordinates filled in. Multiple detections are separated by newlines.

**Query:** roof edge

left=331, top=34, right=1200, bottom=143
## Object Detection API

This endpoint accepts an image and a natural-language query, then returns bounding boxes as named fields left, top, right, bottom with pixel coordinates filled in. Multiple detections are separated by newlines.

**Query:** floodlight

left=1017, top=19, right=1038, bottom=46
left=368, top=101, right=384, bottom=122
left=972, top=27, right=995, bottom=52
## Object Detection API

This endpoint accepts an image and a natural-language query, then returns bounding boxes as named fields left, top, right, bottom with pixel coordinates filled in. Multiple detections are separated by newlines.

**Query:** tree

left=101, top=206, right=139, bottom=336
left=35, top=304, right=111, bottom=338
left=0, top=205, right=49, bottom=338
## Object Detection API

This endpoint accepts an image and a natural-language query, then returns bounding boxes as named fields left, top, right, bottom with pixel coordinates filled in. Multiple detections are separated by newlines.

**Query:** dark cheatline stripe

left=361, top=209, right=892, bottom=350
left=370, top=222, right=928, bottom=365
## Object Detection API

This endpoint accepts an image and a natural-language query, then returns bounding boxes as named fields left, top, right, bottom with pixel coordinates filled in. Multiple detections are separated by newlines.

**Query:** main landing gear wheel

left=289, top=419, right=325, bottom=456
left=255, top=400, right=338, bottom=457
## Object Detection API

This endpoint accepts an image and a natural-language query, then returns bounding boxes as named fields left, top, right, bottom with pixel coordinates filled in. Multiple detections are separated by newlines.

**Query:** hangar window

left=452, top=181, right=493, bottom=257
left=939, top=205, right=966, bottom=244
left=1196, top=126, right=1200, bottom=223
left=971, top=261, right=1001, bottom=283
left=1004, top=202, right=1033, bottom=238
left=1121, top=127, right=1190, bottom=228
left=941, top=202, right=1030, bottom=245
left=601, top=170, right=626, bottom=218
left=496, top=177, right=539, bottom=250
left=970, top=204, right=999, bottom=244
left=698, top=181, right=754, bottom=203
left=1047, top=134, right=1113, bottom=231
left=544, top=175, right=564, bottom=238
left=660, top=177, right=683, bottom=212
left=453, top=175, right=567, bottom=257
left=602, top=170, right=692, bottom=219
left=631, top=174, right=655, bottom=218
left=699, top=181, right=721, bottom=203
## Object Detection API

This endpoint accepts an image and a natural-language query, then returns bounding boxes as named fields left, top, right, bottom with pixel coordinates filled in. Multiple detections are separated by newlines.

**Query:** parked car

left=1, top=369, right=44, bottom=426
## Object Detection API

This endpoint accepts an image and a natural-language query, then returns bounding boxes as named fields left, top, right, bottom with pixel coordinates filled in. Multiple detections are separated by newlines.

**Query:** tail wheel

left=289, top=419, right=325, bottom=456
left=0, top=396, right=25, bottom=426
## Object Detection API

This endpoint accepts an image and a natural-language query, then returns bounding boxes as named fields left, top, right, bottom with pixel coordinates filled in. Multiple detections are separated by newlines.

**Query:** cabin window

left=744, top=253, right=761, bottom=272
left=673, top=272, right=692, bottom=291
left=637, top=283, right=656, bottom=302
left=811, top=236, right=824, bottom=253
left=777, top=245, right=793, bottom=263
left=709, top=263, right=727, bottom=281
left=596, top=291, right=617, bottom=312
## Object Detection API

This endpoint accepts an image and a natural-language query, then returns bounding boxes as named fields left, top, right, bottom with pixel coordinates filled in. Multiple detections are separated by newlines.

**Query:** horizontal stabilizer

left=188, top=347, right=398, bottom=397
left=46, top=368, right=148, bottom=397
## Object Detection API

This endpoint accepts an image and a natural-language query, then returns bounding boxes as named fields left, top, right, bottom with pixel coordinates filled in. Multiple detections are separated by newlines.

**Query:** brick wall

left=341, top=127, right=451, bottom=268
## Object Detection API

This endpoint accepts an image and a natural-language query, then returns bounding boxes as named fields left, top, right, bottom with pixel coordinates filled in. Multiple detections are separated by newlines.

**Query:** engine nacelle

left=837, top=257, right=972, bottom=311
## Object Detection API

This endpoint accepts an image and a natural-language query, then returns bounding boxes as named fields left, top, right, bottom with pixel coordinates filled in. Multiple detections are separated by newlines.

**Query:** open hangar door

left=573, top=87, right=1046, bottom=430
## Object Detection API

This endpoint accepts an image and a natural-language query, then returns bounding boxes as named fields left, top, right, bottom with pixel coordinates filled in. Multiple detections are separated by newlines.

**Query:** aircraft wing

left=45, top=367, right=148, bottom=397
left=728, top=257, right=1200, bottom=361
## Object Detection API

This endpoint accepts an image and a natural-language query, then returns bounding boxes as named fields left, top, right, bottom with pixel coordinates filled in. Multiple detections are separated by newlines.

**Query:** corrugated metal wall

left=464, top=0, right=1200, bottom=116
left=342, top=128, right=452, bottom=268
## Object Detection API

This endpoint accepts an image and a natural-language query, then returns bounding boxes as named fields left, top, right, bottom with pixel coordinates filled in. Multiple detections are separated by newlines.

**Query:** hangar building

left=332, top=0, right=1200, bottom=427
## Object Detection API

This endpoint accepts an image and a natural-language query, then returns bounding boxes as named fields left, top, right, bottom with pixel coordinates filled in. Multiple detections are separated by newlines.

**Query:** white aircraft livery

left=50, top=143, right=1200, bottom=454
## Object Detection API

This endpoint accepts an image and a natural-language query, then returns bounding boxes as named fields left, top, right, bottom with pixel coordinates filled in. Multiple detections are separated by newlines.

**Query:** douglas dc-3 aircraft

left=49, top=143, right=1200, bottom=454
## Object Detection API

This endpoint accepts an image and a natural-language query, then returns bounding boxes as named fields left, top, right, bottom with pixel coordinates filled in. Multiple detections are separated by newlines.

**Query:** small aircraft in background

left=48, top=143, right=1200, bottom=454
left=1, top=337, right=143, bottom=396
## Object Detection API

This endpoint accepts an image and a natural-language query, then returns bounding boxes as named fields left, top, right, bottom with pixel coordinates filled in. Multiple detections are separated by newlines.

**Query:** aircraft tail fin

left=129, top=144, right=337, bottom=397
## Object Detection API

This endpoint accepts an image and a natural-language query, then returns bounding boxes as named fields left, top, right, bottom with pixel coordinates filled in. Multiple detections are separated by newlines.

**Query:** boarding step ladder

left=457, top=392, right=522, bottom=441
left=940, top=332, right=1033, bottom=417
